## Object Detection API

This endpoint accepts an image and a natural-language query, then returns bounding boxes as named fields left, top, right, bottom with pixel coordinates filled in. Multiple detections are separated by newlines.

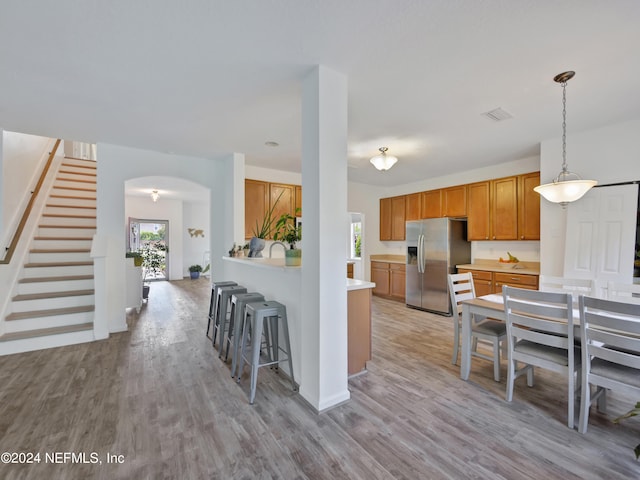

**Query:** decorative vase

left=190, top=271, right=200, bottom=279
left=285, top=249, right=302, bottom=266
left=249, top=237, right=266, bottom=258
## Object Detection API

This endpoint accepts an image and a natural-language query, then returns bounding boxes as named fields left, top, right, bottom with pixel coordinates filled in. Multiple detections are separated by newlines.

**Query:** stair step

left=58, top=169, right=97, bottom=177
left=0, top=322, right=94, bottom=342
left=38, top=217, right=96, bottom=227
left=51, top=185, right=96, bottom=193
left=46, top=203, right=96, bottom=210
left=13, top=289, right=95, bottom=302
left=50, top=194, right=97, bottom=201
left=30, top=248, right=90, bottom=254
left=61, top=162, right=96, bottom=170
left=42, top=213, right=96, bottom=219
left=19, top=275, right=94, bottom=284
left=56, top=176, right=96, bottom=185
left=25, top=261, right=93, bottom=268
left=39, top=224, right=96, bottom=230
left=5, top=305, right=94, bottom=321
left=22, top=263, right=94, bottom=278
left=34, top=236, right=93, bottom=241
left=63, top=157, right=96, bottom=164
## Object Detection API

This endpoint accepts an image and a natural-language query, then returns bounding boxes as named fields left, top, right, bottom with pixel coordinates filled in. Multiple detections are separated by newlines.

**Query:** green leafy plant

left=273, top=209, right=302, bottom=249
left=613, top=401, right=640, bottom=459
left=252, top=191, right=284, bottom=239
left=188, top=264, right=203, bottom=273
left=140, top=241, right=168, bottom=282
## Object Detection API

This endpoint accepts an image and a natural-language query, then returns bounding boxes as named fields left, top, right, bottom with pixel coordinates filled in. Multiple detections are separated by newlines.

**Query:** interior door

left=564, top=184, right=638, bottom=293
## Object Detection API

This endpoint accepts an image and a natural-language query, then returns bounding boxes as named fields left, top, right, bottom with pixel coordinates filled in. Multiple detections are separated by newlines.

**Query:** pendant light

left=151, top=190, right=159, bottom=202
left=534, top=71, right=597, bottom=207
left=370, top=147, right=398, bottom=171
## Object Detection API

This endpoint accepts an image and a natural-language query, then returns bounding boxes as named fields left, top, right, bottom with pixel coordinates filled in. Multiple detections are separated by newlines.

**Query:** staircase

left=0, top=157, right=97, bottom=354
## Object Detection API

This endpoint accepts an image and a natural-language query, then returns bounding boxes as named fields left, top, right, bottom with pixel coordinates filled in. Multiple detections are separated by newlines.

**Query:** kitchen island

left=222, top=256, right=375, bottom=404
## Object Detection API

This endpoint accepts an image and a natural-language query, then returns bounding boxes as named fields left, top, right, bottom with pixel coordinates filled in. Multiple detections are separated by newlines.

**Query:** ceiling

left=1, top=1, right=640, bottom=189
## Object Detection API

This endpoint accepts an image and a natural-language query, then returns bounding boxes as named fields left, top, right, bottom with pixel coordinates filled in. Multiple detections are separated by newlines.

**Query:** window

left=351, top=221, right=362, bottom=259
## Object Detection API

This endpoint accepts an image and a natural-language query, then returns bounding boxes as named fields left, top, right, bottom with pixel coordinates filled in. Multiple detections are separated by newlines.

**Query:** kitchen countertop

left=347, top=278, right=376, bottom=291
left=370, top=254, right=405, bottom=264
left=457, top=259, right=540, bottom=276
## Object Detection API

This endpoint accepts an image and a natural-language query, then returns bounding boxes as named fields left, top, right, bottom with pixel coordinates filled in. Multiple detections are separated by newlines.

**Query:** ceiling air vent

left=482, top=107, right=513, bottom=122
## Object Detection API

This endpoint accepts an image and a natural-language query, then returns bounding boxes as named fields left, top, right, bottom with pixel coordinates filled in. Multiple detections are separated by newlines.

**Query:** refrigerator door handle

left=418, top=234, right=425, bottom=273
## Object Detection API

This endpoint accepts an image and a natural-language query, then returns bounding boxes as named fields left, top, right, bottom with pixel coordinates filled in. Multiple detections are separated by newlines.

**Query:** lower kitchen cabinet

left=457, top=268, right=538, bottom=296
left=371, top=261, right=405, bottom=302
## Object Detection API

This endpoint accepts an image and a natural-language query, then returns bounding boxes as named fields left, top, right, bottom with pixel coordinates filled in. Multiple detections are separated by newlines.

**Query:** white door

left=564, top=184, right=638, bottom=294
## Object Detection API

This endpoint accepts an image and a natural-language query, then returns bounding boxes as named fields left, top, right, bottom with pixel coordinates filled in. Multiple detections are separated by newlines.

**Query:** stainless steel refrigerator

left=406, top=218, right=471, bottom=315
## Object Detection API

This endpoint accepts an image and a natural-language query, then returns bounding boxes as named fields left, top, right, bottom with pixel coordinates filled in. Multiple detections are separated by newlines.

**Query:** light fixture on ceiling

left=151, top=190, right=159, bottom=202
left=370, top=147, right=398, bottom=171
left=534, top=71, right=597, bottom=207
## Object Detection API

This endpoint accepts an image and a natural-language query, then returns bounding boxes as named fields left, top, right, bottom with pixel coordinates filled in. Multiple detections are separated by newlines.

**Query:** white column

left=224, top=153, right=245, bottom=248
left=300, top=65, right=350, bottom=411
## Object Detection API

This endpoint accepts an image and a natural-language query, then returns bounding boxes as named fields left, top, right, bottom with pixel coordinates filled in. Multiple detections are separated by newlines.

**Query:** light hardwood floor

left=0, top=279, right=638, bottom=479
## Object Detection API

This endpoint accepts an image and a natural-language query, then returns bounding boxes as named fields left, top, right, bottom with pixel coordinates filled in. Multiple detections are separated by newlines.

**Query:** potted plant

left=125, top=251, right=143, bottom=267
left=273, top=210, right=302, bottom=266
left=140, top=241, right=168, bottom=299
left=249, top=191, right=283, bottom=258
left=188, top=264, right=203, bottom=279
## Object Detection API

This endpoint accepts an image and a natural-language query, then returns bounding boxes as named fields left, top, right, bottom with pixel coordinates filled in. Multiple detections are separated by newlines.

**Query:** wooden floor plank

left=0, top=279, right=637, bottom=479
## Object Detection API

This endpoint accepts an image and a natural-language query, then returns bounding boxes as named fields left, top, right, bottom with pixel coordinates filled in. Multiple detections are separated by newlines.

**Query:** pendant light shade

left=151, top=190, right=159, bottom=202
left=534, top=71, right=597, bottom=207
left=370, top=147, right=398, bottom=171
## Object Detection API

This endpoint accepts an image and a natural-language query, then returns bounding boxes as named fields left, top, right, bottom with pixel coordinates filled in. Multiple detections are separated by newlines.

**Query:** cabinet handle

left=493, top=236, right=496, bottom=239
left=510, top=277, right=520, bottom=281
left=521, top=235, right=524, bottom=239
left=485, top=236, right=489, bottom=240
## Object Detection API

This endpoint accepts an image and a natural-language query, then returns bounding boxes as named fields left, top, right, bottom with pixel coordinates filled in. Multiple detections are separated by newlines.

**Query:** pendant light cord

left=561, top=80, right=568, bottom=175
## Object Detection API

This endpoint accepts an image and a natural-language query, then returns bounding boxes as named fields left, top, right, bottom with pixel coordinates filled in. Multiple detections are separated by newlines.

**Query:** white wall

left=96, top=143, right=229, bottom=333
left=245, top=165, right=301, bottom=185
left=183, top=200, right=211, bottom=275
left=540, top=117, right=640, bottom=275
left=1, top=131, right=54, bottom=245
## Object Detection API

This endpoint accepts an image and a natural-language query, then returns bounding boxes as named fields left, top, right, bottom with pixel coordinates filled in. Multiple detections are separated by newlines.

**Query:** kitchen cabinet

left=379, top=196, right=406, bottom=241
left=493, top=272, right=538, bottom=292
left=348, top=286, right=372, bottom=375
left=347, top=262, right=354, bottom=278
left=405, top=193, right=421, bottom=221
left=518, top=172, right=540, bottom=240
left=245, top=180, right=301, bottom=239
left=245, top=179, right=270, bottom=239
left=458, top=269, right=493, bottom=297
left=458, top=268, right=538, bottom=295
left=371, top=261, right=405, bottom=301
left=442, top=185, right=467, bottom=217
left=421, top=190, right=442, bottom=218
left=467, top=175, right=526, bottom=241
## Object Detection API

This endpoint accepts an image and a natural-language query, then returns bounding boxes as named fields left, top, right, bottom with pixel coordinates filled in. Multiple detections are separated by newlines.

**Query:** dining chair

left=577, top=295, right=640, bottom=434
left=448, top=273, right=506, bottom=381
left=538, top=275, right=596, bottom=303
left=606, top=281, right=640, bottom=305
left=502, top=286, right=579, bottom=429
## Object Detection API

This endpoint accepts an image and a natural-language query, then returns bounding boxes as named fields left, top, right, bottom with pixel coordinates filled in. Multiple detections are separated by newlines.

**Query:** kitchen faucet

left=269, top=241, right=286, bottom=258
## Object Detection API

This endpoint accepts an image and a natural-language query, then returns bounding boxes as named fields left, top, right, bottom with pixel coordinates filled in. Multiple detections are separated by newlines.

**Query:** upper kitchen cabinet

left=467, top=173, right=539, bottom=241
left=442, top=185, right=467, bottom=217
left=245, top=180, right=300, bottom=239
left=405, top=193, right=421, bottom=221
left=245, top=179, right=269, bottom=240
left=380, top=195, right=406, bottom=241
left=295, top=185, right=302, bottom=216
left=420, top=190, right=442, bottom=218
left=518, top=172, right=540, bottom=240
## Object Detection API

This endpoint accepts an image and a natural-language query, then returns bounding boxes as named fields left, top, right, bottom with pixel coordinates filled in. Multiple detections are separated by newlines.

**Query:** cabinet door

left=458, top=269, right=493, bottom=296
left=390, top=265, right=406, bottom=300
left=466, top=182, right=491, bottom=240
left=421, top=190, right=442, bottom=218
left=391, top=196, right=406, bottom=240
left=295, top=185, right=302, bottom=216
left=442, top=185, right=467, bottom=217
left=518, top=172, right=540, bottom=240
left=245, top=179, right=270, bottom=239
left=405, top=193, right=421, bottom=221
left=380, top=198, right=392, bottom=241
left=491, top=176, right=518, bottom=240
left=371, top=263, right=390, bottom=296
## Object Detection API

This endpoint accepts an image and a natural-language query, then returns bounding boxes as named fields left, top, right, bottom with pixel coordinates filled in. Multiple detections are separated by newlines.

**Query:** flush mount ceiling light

left=534, top=71, right=597, bottom=208
left=370, top=147, right=398, bottom=171
left=151, top=190, right=159, bottom=202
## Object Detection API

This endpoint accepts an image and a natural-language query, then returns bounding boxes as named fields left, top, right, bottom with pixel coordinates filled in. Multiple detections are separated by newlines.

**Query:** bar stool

left=237, top=300, right=296, bottom=404
left=206, top=281, right=237, bottom=337
left=224, top=292, right=265, bottom=377
left=212, top=285, right=247, bottom=354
